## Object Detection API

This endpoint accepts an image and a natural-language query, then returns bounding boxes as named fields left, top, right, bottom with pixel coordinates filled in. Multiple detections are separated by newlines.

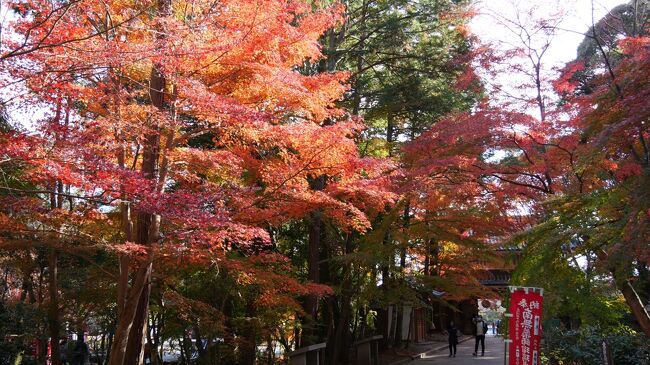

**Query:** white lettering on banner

left=518, top=299, right=527, bottom=308
left=516, top=349, right=520, bottom=365
left=517, top=300, right=540, bottom=365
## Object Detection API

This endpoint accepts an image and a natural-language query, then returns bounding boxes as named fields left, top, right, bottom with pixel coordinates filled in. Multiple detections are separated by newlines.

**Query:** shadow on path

left=412, top=335, right=504, bottom=365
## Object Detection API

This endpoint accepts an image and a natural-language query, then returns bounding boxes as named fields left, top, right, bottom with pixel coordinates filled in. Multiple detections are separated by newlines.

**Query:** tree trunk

left=620, top=280, right=650, bottom=337
left=109, top=0, right=169, bottom=361
left=240, top=303, right=258, bottom=365
left=386, top=113, right=395, bottom=157
left=596, top=249, right=650, bottom=337
left=181, top=332, right=193, bottom=364
left=378, top=229, right=392, bottom=350
left=351, top=0, right=368, bottom=116
left=108, top=264, right=153, bottom=365
left=149, top=312, right=162, bottom=365
left=400, top=201, right=410, bottom=269
left=109, top=146, right=158, bottom=365
left=123, top=205, right=159, bottom=364
left=48, top=181, right=62, bottom=365
left=266, top=336, right=274, bottom=364
left=124, top=279, right=152, bottom=365
left=328, top=235, right=354, bottom=365
left=48, top=250, right=61, bottom=365
left=392, top=202, right=411, bottom=348
left=303, top=209, right=322, bottom=346
left=302, top=175, right=326, bottom=347
left=431, top=240, right=440, bottom=276
left=357, top=306, right=367, bottom=339
left=105, top=332, right=113, bottom=365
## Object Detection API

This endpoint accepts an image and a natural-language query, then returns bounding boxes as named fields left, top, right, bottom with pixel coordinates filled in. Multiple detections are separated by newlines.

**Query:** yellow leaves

left=121, top=104, right=150, bottom=125
left=123, top=62, right=152, bottom=85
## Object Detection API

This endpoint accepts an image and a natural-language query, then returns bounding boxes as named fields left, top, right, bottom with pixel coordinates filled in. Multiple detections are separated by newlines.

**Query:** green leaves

left=542, top=325, right=650, bottom=365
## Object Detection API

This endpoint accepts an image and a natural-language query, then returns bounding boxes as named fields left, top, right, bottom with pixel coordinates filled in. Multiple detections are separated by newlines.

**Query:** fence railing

left=352, top=335, right=383, bottom=365
left=288, top=342, right=326, bottom=365
left=288, top=335, right=383, bottom=365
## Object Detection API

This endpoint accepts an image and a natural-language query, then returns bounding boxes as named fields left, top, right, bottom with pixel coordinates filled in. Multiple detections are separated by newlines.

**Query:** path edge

left=387, top=336, right=475, bottom=365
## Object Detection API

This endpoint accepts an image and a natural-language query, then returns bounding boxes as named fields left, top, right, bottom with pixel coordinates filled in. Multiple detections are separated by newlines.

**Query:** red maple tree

left=0, top=0, right=394, bottom=361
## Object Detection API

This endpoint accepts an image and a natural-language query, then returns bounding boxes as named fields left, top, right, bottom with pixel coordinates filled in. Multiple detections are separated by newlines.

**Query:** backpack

left=475, top=320, right=487, bottom=335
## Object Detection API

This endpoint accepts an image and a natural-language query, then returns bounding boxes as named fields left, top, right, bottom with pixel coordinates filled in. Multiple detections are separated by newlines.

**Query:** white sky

left=471, top=0, right=625, bottom=68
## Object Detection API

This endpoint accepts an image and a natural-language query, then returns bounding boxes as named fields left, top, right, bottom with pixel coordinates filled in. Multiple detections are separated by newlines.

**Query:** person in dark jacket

left=446, top=320, right=459, bottom=357
left=472, top=315, right=488, bottom=356
left=59, top=338, right=69, bottom=365
left=71, top=334, right=90, bottom=365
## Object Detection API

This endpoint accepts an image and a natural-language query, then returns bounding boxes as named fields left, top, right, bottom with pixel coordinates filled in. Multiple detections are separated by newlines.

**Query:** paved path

left=412, top=335, right=505, bottom=365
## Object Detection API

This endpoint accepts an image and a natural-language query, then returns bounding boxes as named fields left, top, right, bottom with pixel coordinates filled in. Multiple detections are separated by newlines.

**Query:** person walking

left=71, top=334, right=90, bottom=365
left=446, top=320, right=459, bottom=357
left=60, top=338, right=69, bottom=365
left=472, top=315, right=488, bottom=356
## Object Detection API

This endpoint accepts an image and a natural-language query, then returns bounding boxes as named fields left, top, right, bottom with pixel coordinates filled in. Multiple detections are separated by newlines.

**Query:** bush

left=541, top=325, right=650, bottom=365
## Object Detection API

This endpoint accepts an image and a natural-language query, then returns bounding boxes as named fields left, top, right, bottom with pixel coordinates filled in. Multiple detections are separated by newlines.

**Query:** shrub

left=541, top=325, right=650, bottom=365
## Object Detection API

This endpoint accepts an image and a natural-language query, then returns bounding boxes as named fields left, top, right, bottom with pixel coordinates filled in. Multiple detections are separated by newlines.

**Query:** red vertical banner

left=508, top=288, right=543, bottom=365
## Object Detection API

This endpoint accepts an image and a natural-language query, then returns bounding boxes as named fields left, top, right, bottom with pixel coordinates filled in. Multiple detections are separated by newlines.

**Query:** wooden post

left=504, top=312, right=513, bottom=365
left=602, top=340, right=613, bottom=365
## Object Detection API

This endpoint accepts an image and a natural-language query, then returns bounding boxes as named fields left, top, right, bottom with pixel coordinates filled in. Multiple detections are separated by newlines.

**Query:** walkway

left=412, top=335, right=504, bottom=365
